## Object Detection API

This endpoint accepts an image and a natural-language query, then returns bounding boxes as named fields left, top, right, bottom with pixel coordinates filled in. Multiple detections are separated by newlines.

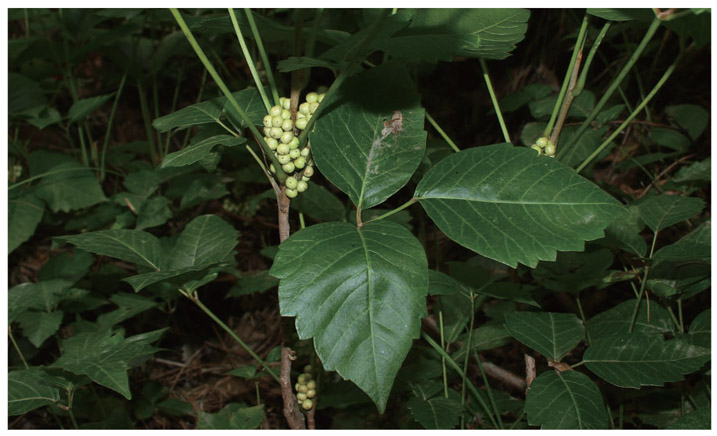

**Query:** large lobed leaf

left=415, top=144, right=626, bottom=268
left=310, top=63, right=427, bottom=211
left=526, top=370, right=608, bottom=429
left=270, top=221, right=428, bottom=412
left=504, top=312, right=584, bottom=361
left=637, top=194, right=705, bottom=232
left=583, top=334, right=710, bottom=388
left=8, top=368, right=60, bottom=416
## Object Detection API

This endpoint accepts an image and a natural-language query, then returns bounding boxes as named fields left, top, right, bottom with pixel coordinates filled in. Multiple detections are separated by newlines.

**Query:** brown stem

left=280, top=346, right=306, bottom=429
left=307, top=399, right=317, bottom=429
left=524, top=354, right=536, bottom=393
left=550, top=50, right=583, bottom=147
left=482, top=361, right=527, bottom=393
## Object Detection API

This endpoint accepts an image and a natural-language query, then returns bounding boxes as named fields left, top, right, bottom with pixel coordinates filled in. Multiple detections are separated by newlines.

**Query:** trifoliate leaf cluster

left=263, top=90, right=325, bottom=199
left=295, top=364, right=316, bottom=411
left=530, top=136, right=556, bottom=157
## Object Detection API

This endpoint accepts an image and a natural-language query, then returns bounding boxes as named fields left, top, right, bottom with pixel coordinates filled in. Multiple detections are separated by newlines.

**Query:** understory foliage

left=7, top=8, right=711, bottom=429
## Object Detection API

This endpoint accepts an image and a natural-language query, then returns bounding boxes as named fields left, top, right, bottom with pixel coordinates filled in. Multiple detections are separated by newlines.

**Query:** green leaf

left=16, top=310, right=64, bottom=348
left=665, top=104, right=709, bottom=140
left=415, top=144, right=626, bottom=268
left=277, top=56, right=337, bottom=74
left=8, top=191, right=44, bottom=253
left=96, top=293, right=159, bottom=327
left=586, top=8, right=654, bottom=21
left=157, top=398, right=195, bottom=417
left=227, top=270, right=278, bottom=297
left=525, top=370, right=608, bottom=429
left=602, top=205, right=647, bottom=257
left=380, top=9, right=530, bottom=61
left=226, top=365, right=258, bottom=379
left=55, top=229, right=163, bottom=270
left=198, top=403, right=264, bottom=429
left=8, top=279, right=74, bottom=322
left=135, top=195, right=172, bottom=231
left=504, top=312, right=584, bottom=361
left=223, top=88, right=271, bottom=131
left=637, top=194, right=705, bottom=232
left=290, top=184, right=346, bottom=222
left=122, top=263, right=221, bottom=293
left=35, top=161, right=107, bottom=213
left=587, top=299, right=673, bottom=341
left=406, top=395, right=462, bottom=429
left=437, top=290, right=473, bottom=343
left=270, top=221, right=428, bottom=412
left=673, top=157, right=710, bottom=184
left=311, top=63, right=427, bottom=210
left=8, top=73, right=47, bottom=115
left=168, top=214, right=239, bottom=269
left=68, top=93, right=114, bottom=123
left=687, top=309, right=710, bottom=349
left=160, top=135, right=245, bottom=168
left=583, top=334, right=710, bottom=388
left=650, top=127, right=690, bottom=151
left=452, top=324, right=512, bottom=359
left=8, top=368, right=60, bottom=415
left=531, top=248, right=615, bottom=293
left=27, top=106, right=62, bottom=129
left=427, top=269, right=466, bottom=296
left=666, top=408, right=710, bottom=429
left=38, top=249, right=94, bottom=283
left=51, top=328, right=167, bottom=399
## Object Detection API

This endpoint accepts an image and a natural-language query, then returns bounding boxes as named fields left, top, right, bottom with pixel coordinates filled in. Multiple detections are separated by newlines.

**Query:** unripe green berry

left=289, top=149, right=301, bottom=159
left=297, top=382, right=308, bottom=392
left=295, top=383, right=301, bottom=391
left=299, top=102, right=310, bottom=114
left=302, top=175, right=311, bottom=182
left=303, top=166, right=314, bottom=178
left=277, top=154, right=291, bottom=165
left=530, top=144, right=543, bottom=155
left=266, top=137, right=278, bottom=150
left=296, top=392, right=307, bottom=401
left=300, top=147, right=311, bottom=157
left=306, top=92, right=319, bottom=103
left=285, top=176, right=298, bottom=189
left=277, top=143, right=290, bottom=155
left=296, top=180, right=308, bottom=193
left=306, top=380, right=316, bottom=390
left=282, top=162, right=295, bottom=173
left=263, top=115, right=273, bottom=128
left=296, top=112, right=306, bottom=119
left=282, top=119, right=294, bottom=131
left=544, top=143, right=556, bottom=157
left=286, top=188, right=298, bottom=199
left=298, top=374, right=309, bottom=384
left=270, top=127, right=283, bottom=139
left=290, top=137, right=300, bottom=149
left=301, top=399, right=313, bottom=410
left=280, top=131, right=294, bottom=144
left=281, top=109, right=292, bottom=120
left=317, top=86, right=328, bottom=94
left=297, top=399, right=303, bottom=405
left=271, top=115, right=283, bottom=127
left=318, top=93, right=325, bottom=103
left=279, top=97, right=289, bottom=109
left=304, top=365, right=313, bottom=373
left=536, top=137, right=548, bottom=148
left=294, top=156, right=306, bottom=169
left=295, top=118, right=308, bottom=130
left=309, top=102, right=319, bottom=114
left=270, top=105, right=282, bottom=117
left=306, top=389, right=316, bottom=398
left=263, top=127, right=271, bottom=136
left=270, top=164, right=276, bottom=174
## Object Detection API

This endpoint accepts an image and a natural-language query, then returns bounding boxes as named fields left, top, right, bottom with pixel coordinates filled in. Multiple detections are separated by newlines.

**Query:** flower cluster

left=530, top=136, right=556, bottom=157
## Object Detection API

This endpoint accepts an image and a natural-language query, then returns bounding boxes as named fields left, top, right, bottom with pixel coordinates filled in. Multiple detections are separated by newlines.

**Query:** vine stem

left=563, top=17, right=662, bottom=158
left=228, top=8, right=272, bottom=112
left=169, top=8, right=288, bottom=184
left=628, top=230, right=659, bottom=333
left=479, top=58, right=510, bottom=143
left=181, top=288, right=280, bottom=384
left=362, top=198, right=416, bottom=226
left=245, top=8, right=280, bottom=106
left=576, top=46, right=684, bottom=173
left=425, top=113, right=460, bottom=152
left=575, top=22, right=611, bottom=95
left=549, top=49, right=583, bottom=148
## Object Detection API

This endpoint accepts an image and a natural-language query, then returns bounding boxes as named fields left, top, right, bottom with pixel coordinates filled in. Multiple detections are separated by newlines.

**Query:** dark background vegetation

left=8, top=8, right=710, bottom=429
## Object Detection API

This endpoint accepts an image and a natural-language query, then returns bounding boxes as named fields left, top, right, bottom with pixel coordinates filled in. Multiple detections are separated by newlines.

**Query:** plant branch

left=426, top=112, right=460, bottom=153
left=479, top=59, right=510, bottom=143
left=550, top=49, right=583, bottom=148
left=245, top=8, right=280, bottom=106
left=228, top=8, right=271, bottom=112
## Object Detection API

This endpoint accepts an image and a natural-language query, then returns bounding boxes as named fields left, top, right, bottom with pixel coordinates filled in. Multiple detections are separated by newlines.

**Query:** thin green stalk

left=302, top=8, right=324, bottom=88
left=163, top=63, right=186, bottom=156
left=228, top=8, right=271, bottom=112
left=299, top=212, right=306, bottom=230
left=100, top=71, right=127, bottom=181
left=575, top=22, right=611, bottom=95
left=564, top=17, right=662, bottom=157
left=244, top=8, right=280, bottom=106
left=576, top=292, right=590, bottom=345
left=460, top=292, right=476, bottom=429
left=362, top=198, right=416, bottom=225
left=474, top=351, right=503, bottom=429
left=24, top=8, right=30, bottom=37
left=182, top=68, right=208, bottom=149
left=479, top=59, right=510, bottom=143
left=245, top=144, right=275, bottom=187
left=152, top=74, right=162, bottom=149
left=438, top=310, right=448, bottom=399
left=136, top=79, right=158, bottom=165
left=628, top=231, right=659, bottom=332
left=544, top=14, right=589, bottom=137
left=422, top=332, right=499, bottom=428
left=9, top=166, right=122, bottom=191
left=677, top=298, right=684, bottom=333
left=170, top=8, right=287, bottom=183
left=509, top=409, right=526, bottom=429
left=77, top=125, right=89, bottom=167
left=426, top=112, right=460, bottom=153
left=185, top=289, right=280, bottom=384
left=67, top=387, right=79, bottom=429
left=576, top=47, right=683, bottom=173
left=9, top=328, right=29, bottom=369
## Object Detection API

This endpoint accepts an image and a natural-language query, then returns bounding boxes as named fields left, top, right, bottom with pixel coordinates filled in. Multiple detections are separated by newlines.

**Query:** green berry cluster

left=263, top=90, right=325, bottom=199
left=294, top=365, right=316, bottom=411
left=222, top=198, right=242, bottom=214
left=530, top=136, right=556, bottom=157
